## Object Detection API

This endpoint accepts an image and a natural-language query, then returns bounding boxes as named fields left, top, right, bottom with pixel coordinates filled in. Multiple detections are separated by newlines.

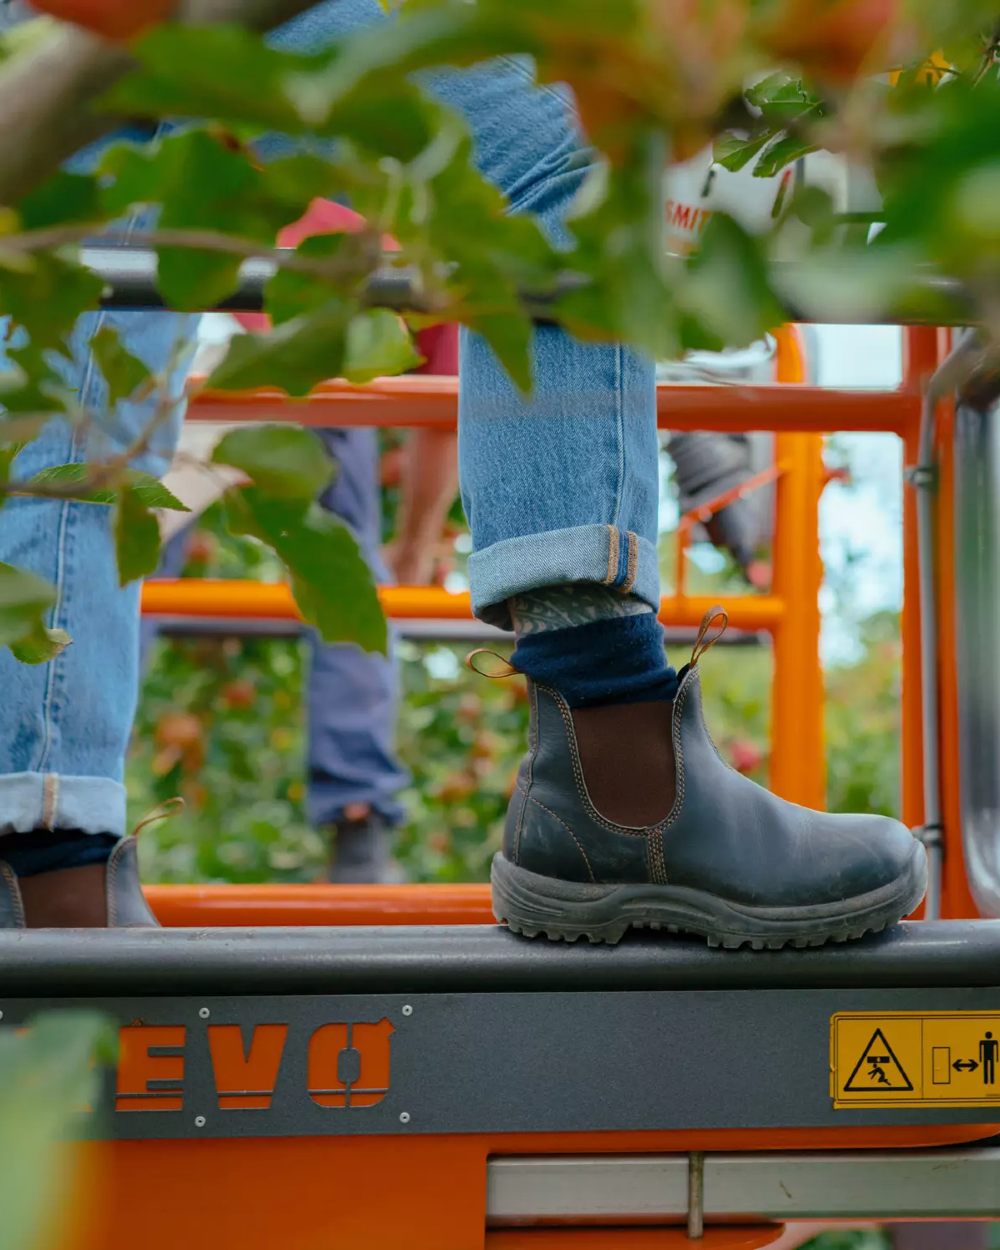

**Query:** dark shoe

left=0, top=836, right=159, bottom=928
left=327, top=812, right=394, bottom=884
left=492, top=617, right=927, bottom=949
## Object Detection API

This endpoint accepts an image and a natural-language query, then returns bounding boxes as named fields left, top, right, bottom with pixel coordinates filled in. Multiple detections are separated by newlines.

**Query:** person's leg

left=307, top=426, right=408, bottom=882
left=0, top=307, right=198, bottom=927
left=279, top=1, right=926, bottom=947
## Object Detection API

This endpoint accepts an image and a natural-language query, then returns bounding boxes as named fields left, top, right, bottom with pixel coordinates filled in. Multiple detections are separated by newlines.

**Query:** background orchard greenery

left=130, top=461, right=904, bottom=886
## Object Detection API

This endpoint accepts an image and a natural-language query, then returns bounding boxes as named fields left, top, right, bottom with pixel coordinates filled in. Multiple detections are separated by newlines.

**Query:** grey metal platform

left=1, top=919, right=998, bottom=996
left=2, top=922, right=1000, bottom=1143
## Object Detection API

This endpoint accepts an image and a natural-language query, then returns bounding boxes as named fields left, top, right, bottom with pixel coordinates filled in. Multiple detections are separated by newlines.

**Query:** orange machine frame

left=145, top=324, right=945, bottom=839
left=66, top=325, right=982, bottom=1250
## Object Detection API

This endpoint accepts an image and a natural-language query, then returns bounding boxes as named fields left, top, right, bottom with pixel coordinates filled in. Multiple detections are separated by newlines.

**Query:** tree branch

left=3, top=222, right=382, bottom=286
left=0, top=0, right=323, bottom=206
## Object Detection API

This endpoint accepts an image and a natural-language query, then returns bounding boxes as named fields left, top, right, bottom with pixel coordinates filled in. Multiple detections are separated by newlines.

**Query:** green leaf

left=557, top=131, right=679, bottom=362
left=101, top=133, right=340, bottom=310
left=89, top=325, right=153, bottom=407
left=753, top=132, right=820, bottom=179
left=212, top=424, right=335, bottom=501
left=26, top=465, right=189, bottom=511
left=207, top=300, right=352, bottom=396
left=10, top=623, right=71, bottom=665
left=16, top=171, right=103, bottom=231
left=343, top=310, right=421, bottom=383
left=0, top=1012, right=114, bottom=1250
left=263, top=233, right=357, bottom=326
left=100, top=25, right=332, bottom=134
left=0, top=444, right=19, bottom=487
left=0, top=561, right=56, bottom=651
left=713, top=131, right=772, bottom=174
left=225, top=486, right=387, bottom=654
left=0, top=253, right=104, bottom=348
left=103, top=22, right=470, bottom=158
left=745, top=72, right=823, bottom=123
left=681, top=213, right=785, bottom=351
left=101, top=132, right=258, bottom=310
left=114, top=486, right=162, bottom=586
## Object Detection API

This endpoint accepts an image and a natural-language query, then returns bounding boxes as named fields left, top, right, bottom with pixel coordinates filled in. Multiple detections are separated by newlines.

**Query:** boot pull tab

left=132, top=796, right=185, bottom=839
left=690, top=605, right=728, bottom=667
left=465, top=649, right=519, bottom=679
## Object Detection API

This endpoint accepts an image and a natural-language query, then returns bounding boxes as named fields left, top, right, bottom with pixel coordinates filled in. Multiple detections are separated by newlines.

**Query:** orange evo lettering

left=208, top=1024, right=289, bottom=1111
left=116, top=1026, right=186, bottom=1112
left=308, top=1019, right=395, bottom=1109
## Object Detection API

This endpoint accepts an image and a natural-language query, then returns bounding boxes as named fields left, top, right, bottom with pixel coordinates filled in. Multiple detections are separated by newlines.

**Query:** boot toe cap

left=812, top=811, right=925, bottom=904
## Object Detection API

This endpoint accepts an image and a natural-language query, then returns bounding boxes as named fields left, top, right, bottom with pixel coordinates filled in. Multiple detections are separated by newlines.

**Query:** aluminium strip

left=486, top=1148, right=1000, bottom=1224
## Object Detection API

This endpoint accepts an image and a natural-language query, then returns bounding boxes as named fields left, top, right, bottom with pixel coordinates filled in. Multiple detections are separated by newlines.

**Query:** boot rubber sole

left=491, top=843, right=928, bottom=950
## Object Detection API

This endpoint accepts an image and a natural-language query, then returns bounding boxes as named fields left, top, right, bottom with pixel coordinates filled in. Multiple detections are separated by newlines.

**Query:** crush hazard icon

left=843, top=1028, right=914, bottom=1093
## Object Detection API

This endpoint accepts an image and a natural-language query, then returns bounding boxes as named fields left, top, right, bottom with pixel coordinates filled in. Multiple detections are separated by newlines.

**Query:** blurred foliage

left=0, top=1012, right=114, bottom=1250
left=5, top=0, right=1000, bottom=657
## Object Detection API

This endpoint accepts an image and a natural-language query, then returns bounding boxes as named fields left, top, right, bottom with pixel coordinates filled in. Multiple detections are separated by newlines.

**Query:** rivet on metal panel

left=199, top=1007, right=211, bottom=1019
left=687, top=1151, right=704, bottom=1240
left=402, top=1004, right=413, bottom=1017
left=195, top=1116, right=207, bottom=1128
left=399, top=1112, right=411, bottom=1124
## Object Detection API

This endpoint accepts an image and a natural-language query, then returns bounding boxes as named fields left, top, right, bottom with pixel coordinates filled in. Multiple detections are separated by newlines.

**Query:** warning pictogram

left=831, top=1011, right=1000, bottom=1108
left=843, top=1028, right=913, bottom=1093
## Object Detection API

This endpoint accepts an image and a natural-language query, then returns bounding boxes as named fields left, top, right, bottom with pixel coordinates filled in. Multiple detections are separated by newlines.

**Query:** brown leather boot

left=492, top=609, right=926, bottom=949
left=0, top=837, right=159, bottom=928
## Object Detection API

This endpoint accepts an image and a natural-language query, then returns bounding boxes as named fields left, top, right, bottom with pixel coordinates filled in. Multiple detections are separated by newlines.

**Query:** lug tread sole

left=491, top=850, right=927, bottom=951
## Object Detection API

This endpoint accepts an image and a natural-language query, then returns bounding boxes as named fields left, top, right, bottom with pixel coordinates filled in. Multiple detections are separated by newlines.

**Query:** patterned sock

left=0, top=830, right=118, bottom=877
left=509, top=584, right=678, bottom=708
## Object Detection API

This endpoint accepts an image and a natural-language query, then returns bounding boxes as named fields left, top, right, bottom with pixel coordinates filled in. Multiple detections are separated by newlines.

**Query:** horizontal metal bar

left=145, top=882, right=496, bottom=928
left=2, top=921, right=1000, bottom=996
left=187, top=375, right=920, bottom=435
left=86, top=246, right=974, bottom=327
left=152, top=614, right=765, bottom=645
left=152, top=614, right=509, bottom=642
left=141, top=580, right=786, bottom=631
left=141, top=581, right=786, bottom=629
left=486, top=1148, right=1000, bottom=1223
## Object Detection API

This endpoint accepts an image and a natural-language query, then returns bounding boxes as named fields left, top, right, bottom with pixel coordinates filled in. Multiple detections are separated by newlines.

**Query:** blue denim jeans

left=0, top=0, right=659, bottom=837
left=307, top=428, right=407, bottom=828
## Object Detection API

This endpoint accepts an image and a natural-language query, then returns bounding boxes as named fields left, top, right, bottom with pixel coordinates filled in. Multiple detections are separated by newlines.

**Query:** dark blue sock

left=512, top=613, right=679, bottom=708
left=0, top=830, right=118, bottom=877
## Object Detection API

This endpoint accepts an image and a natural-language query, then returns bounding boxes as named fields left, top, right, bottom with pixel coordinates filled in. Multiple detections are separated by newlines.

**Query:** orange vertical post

left=769, top=327, right=826, bottom=807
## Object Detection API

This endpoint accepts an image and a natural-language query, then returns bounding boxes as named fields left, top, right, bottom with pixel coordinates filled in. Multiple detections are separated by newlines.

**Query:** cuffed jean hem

left=308, top=791, right=406, bottom=830
left=469, top=524, right=661, bottom=630
left=0, top=773, right=126, bottom=838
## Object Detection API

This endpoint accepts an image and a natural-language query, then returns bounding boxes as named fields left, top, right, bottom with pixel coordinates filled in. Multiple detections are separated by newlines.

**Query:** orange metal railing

left=148, top=324, right=957, bottom=870
left=188, top=371, right=919, bottom=434
left=143, top=581, right=787, bottom=632
left=152, top=327, right=828, bottom=806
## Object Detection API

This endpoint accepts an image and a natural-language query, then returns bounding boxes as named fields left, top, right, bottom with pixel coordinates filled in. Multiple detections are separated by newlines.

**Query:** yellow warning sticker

left=832, top=1012, right=1000, bottom=1108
